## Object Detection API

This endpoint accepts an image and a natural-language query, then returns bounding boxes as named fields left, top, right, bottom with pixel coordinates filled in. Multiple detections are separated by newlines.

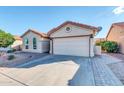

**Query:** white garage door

left=53, top=36, right=90, bottom=56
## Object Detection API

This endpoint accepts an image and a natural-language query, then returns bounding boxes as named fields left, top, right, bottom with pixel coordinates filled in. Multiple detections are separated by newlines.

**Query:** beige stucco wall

left=50, top=24, right=93, bottom=38
left=50, top=40, right=52, bottom=54
left=107, top=26, right=124, bottom=53
left=90, top=38, right=94, bottom=57
left=22, top=31, right=49, bottom=53
left=107, top=26, right=124, bottom=42
left=94, top=38, right=106, bottom=43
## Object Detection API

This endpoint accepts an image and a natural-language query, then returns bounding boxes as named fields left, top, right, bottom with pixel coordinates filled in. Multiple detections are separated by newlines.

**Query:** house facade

left=106, top=22, right=124, bottom=54
left=48, top=21, right=99, bottom=57
left=0, top=35, right=22, bottom=51
left=95, top=38, right=106, bottom=43
left=11, top=35, right=22, bottom=50
left=21, top=29, right=50, bottom=53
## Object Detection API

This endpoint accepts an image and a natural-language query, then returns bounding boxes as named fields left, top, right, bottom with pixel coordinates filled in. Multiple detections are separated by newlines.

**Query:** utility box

left=94, top=46, right=101, bottom=55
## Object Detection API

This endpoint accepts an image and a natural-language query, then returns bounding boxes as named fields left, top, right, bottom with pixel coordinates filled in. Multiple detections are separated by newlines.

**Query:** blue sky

left=0, top=6, right=124, bottom=38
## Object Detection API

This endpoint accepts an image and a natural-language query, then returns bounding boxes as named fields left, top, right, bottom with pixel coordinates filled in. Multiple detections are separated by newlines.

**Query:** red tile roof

left=21, top=29, right=48, bottom=38
left=13, top=35, right=22, bottom=40
left=106, top=22, right=124, bottom=38
left=47, top=21, right=99, bottom=36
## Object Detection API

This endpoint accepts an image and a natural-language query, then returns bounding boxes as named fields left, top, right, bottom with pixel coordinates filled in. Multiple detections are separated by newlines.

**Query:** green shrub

left=7, top=50, right=13, bottom=53
left=13, top=49, right=16, bottom=52
left=103, top=41, right=119, bottom=53
left=8, top=55, right=15, bottom=60
left=7, top=49, right=16, bottom=53
left=95, top=42, right=101, bottom=46
left=95, top=41, right=106, bottom=51
left=96, top=41, right=119, bottom=53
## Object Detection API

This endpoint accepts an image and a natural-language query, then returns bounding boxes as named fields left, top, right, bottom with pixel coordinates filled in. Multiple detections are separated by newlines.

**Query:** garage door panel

left=53, top=37, right=89, bottom=56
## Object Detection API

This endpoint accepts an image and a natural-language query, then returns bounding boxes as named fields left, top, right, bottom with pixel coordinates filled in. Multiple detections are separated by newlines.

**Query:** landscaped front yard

left=0, top=52, right=26, bottom=67
left=0, top=52, right=48, bottom=67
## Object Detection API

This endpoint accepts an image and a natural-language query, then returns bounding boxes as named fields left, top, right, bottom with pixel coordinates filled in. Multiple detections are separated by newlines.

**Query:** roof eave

left=47, top=22, right=99, bottom=36
left=21, top=29, right=48, bottom=38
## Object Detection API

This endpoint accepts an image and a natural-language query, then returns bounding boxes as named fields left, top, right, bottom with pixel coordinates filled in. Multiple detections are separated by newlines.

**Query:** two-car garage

left=48, top=21, right=99, bottom=57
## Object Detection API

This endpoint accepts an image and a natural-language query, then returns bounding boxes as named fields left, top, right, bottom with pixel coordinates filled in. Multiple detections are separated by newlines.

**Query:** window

left=65, top=27, right=71, bottom=33
left=25, top=45, right=29, bottom=49
left=33, top=38, right=37, bottom=49
left=24, top=38, right=29, bottom=49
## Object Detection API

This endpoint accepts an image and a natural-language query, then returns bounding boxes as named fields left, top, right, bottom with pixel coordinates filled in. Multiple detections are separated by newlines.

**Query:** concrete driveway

left=0, top=55, right=80, bottom=86
left=0, top=54, right=123, bottom=86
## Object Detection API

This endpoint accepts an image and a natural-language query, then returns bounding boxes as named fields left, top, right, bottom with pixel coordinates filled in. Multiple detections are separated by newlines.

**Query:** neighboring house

left=48, top=21, right=99, bottom=57
left=11, top=35, right=22, bottom=50
left=106, top=22, right=124, bottom=54
left=95, top=38, right=106, bottom=43
left=21, top=29, right=50, bottom=53
left=0, top=35, right=22, bottom=52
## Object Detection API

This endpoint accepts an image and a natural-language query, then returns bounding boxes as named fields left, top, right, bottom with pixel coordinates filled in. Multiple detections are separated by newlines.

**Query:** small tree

left=0, top=29, right=15, bottom=48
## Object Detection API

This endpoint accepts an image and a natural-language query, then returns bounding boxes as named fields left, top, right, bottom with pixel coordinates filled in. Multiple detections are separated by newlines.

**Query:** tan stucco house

left=0, top=35, right=22, bottom=51
left=107, top=22, right=124, bottom=54
left=95, top=38, right=106, bottom=43
left=48, top=21, right=99, bottom=57
left=11, top=35, right=22, bottom=50
left=21, top=29, right=50, bottom=53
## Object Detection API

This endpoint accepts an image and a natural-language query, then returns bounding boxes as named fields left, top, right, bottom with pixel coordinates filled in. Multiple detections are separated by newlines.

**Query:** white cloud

left=112, top=6, right=124, bottom=14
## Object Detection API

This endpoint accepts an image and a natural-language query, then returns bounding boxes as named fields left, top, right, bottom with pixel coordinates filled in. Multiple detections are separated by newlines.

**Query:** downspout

left=51, top=38, right=53, bottom=54
left=89, top=34, right=93, bottom=58
left=89, top=35, right=91, bottom=58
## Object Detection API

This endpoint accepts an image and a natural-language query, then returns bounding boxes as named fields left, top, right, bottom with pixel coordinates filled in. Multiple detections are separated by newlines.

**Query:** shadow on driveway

left=15, top=54, right=95, bottom=86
